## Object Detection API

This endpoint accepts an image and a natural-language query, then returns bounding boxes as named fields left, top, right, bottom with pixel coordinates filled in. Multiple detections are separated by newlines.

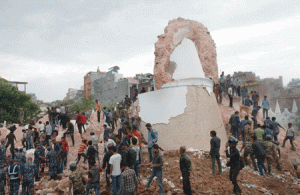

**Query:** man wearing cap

left=145, top=144, right=164, bottom=195
left=240, top=128, right=258, bottom=172
left=17, top=148, right=26, bottom=170
left=52, top=139, right=63, bottom=174
left=264, top=135, right=276, bottom=175
left=7, top=159, right=23, bottom=195
left=34, top=144, right=44, bottom=181
left=145, top=123, right=158, bottom=163
left=21, top=156, right=35, bottom=195
left=46, top=146, right=58, bottom=180
left=0, top=139, right=6, bottom=169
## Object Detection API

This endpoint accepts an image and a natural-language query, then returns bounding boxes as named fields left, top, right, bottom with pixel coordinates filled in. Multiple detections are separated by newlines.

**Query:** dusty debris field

left=32, top=149, right=299, bottom=195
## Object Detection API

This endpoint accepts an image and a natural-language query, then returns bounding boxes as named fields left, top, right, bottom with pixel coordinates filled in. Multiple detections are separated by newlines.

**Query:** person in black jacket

left=179, top=146, right=192, bottom=195
left=86, top=141, right=98, bottom=170
left=102, top=143, right=114, bottom=191
left=251, top=135, right=267, bottom=176
left=225, top=137, right=241, bottom=195
left=210, top=130, right=222, bottom=175
left=63, top=119, right=75, bottom=146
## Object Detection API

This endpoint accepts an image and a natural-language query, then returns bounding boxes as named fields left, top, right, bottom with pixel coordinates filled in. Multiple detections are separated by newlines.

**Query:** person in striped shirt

left=76, top=139, right=88, bottom=165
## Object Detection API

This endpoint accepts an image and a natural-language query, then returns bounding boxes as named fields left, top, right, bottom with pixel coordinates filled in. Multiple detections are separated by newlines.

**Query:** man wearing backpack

left=120, top=143, right=136, bottom=169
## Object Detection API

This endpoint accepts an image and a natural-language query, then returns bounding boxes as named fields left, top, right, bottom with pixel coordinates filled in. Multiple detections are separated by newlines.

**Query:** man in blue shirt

left=240, top=116, right=249, bottom=141
left=241, top=87, right=248, bottom=105
left=145, top=123, right=158, bottom=163
left=261, top=96, right=270, bottom=119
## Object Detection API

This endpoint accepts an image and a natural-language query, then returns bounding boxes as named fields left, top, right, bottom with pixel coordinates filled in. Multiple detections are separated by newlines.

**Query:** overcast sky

left=1, top=0, right=300, bottom=102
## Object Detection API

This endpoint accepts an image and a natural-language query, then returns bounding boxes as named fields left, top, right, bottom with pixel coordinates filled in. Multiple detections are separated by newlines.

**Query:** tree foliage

left=69, top=96, right=96, bottom=114
left=0, top=79, right=41, bottom=123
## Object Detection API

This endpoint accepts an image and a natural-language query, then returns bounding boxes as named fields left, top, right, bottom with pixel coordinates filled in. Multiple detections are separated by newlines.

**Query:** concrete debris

left=242, top=184, right=257, bottom=189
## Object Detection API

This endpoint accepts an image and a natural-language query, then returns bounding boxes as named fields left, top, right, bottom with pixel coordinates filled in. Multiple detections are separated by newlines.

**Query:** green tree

left=0, top=79, right=41, bottom=123
left=69, top=96, right=96, bottom=114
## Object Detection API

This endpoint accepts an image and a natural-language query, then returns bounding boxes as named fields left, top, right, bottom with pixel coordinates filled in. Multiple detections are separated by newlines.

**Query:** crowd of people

left=0, top=86, right=297, bottom=195
left=0, top=95, right=194, bottom=195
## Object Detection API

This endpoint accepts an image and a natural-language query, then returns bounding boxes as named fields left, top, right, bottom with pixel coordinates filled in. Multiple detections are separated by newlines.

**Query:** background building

left=28, top=93, right=37, bottom=102
left=94, top=69, right=138, bottom=106
left=84, top=67, right=106, bottom=98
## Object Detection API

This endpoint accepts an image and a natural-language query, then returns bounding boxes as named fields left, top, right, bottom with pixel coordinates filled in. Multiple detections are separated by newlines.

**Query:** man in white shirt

left=109, top=146, right=122, bottom=195
left=38, top=121, right=45, bottom=133
left=60, top=104, right=66, bottom=114
left=282, top=123, right=295, bottom=151
left=104, top=137, right=116, bottom=152
left=45, top=121, right=52, bottom=146
left=228, top=84, right=234, bottom=108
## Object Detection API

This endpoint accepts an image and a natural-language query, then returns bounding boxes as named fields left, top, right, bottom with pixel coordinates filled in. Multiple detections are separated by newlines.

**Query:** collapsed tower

left=138, top=18, right=227, bottom=151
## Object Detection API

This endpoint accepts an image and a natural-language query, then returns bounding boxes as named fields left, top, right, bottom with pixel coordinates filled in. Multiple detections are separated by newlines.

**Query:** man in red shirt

left=75, top=111, right=83, bottom=135
left=80, top=112, right=90, bottom=133
left=58, top=137, right=69, bottom=167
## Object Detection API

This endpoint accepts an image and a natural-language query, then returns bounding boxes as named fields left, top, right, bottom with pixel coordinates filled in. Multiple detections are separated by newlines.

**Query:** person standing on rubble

left=0, top=139, right=6, bottom=169
left=240, top=116, right=249, bottom=142
left=95, top=100, right=101, bottom=123
left=282, top=123, right=296, bottom=151
left=261, top=96, right=270, bottom=119
left=68, top=162, right=86, bottom=195
left=251, top=135, right=267, bottom=176
left=251, top=106, right=261, bottom=129
left=270, top=117, right=285, bottom=142
left=229, top=111, right=240, bottom=140
left=210, top=130, right=222, bottom=175
left=240, top=132, right=258, bottom=172
left=145, top=144, right=164, bottom=195
left=46, top=146, right=58, bottom=181
left=228, top=84, right=234, bottom=107
left=264, top=135, right=277, bottom=175
left=241, top=86, right=248, bottom=105
left=145, top=123, right=158, bottom=163
left=180, top=146, right=192, bottom=195
left=225, top=137, right=242, bottom=195
left=272, top=141, right=282, bottom=170
left=21, top=156, right=35, bottom=195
